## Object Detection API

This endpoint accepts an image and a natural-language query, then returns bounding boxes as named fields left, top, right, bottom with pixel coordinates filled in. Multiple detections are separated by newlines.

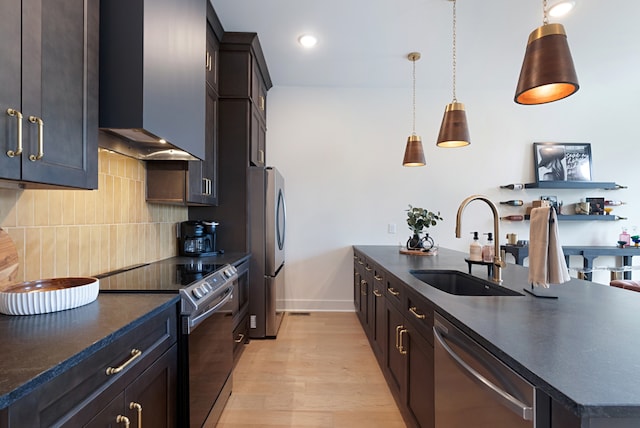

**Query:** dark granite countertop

left=354, top=245, right=640, bottom=420
left=0, top=252, right=250, bottom=410
left=0, top=293, right=179, bottom=409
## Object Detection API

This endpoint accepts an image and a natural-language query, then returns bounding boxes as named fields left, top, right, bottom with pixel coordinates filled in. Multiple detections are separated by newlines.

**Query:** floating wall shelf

left=522, top=214, right=622, bottom=221
left=501, top=182, right=626, bottom=190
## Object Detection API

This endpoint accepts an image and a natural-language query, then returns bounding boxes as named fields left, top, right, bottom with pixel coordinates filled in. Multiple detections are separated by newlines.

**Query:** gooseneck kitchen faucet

left=456, top=195, right=506, bottom=284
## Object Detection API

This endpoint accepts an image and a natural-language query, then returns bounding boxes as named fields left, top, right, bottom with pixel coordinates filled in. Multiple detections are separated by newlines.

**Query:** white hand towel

left=528, top=207, right=570, bottom=288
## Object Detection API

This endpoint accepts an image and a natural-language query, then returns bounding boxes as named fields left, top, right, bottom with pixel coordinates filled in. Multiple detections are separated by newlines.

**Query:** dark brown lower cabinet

left=353, top=254, right=368, bottom=327
left=405, top=325, right=434, bottom=427
left=354, top=250, right=434, bottom=428
left=3, top=304, right=178, bottom=427
left=385, top=302, right=434, bottom=428
left=369, top=268, right=387, bottom=362
left=80, top=344, right=177, bottom=427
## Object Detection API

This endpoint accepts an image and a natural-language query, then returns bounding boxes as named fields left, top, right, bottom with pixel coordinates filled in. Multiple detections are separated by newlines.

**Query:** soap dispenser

left=482, top=233, right=495, bottom=263
left=469, top=232, right=482, bottom=261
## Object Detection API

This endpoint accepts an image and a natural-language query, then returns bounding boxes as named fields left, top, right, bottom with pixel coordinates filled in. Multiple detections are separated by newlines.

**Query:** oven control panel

left=222, top=266, right=237, bottom=279
left=192, top=281, right=213, bottom=299
left=180, top=264, right=238, bottom=315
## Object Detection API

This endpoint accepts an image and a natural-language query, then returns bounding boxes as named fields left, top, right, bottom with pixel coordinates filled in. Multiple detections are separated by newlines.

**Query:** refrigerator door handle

left=276, top=188, right=286, bottom=251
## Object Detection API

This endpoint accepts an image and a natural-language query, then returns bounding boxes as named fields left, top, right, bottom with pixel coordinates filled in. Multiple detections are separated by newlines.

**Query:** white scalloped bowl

left=0, top=277, right=99, bottom=315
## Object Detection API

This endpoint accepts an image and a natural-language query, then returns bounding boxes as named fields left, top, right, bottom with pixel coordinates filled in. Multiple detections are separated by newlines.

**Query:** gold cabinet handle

left=234, top=333, right=245, bottom=343
left=360, top=279, right=367, bottom=296
left=365, top=266, right=372, bottom=272
left=398, top=328, right=408, bottom=355
left=28, top=116, right=44, bottom=161
left=206, top=51, right=212, bottom=71
left=409, top=306, right=426, bottom=320
left=387, top=287, right=400, bottom=296
left=374, top=274, right=383, bottom=281
left=395, top=325, right=403, bottom=350
left=259, top=95, right=265, bottom=111
left=130, top=402, right=142, bottom=428
left=357, top=260, right=364, bottom=265
left=6, top=108, right=23, bottom=157
left=258, top=149, right=265, bottom=164
left=373, top=289, right=383, bottom=297
left=106, top=349, right=142, bottom=375
left=116, top=415, right=130, bottom=427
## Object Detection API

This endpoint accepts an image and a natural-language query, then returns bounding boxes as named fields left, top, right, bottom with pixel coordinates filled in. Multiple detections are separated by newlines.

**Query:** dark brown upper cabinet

left=0, top=0, right=99, bottom=189
left=219, top=32, right=272, bottom=167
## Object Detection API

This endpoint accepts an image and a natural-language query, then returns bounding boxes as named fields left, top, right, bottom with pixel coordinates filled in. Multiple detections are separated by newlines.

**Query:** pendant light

left=402, top=52, right=426, bottom=167
left=548, top=0, right=575, bottom=18
left=514, top=0, right=579, bottom=104
left=436, top=0, right=470, bottom=148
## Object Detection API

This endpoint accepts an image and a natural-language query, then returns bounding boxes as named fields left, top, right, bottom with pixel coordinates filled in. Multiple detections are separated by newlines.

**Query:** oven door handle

left=186, top=285, right=233, bottom=334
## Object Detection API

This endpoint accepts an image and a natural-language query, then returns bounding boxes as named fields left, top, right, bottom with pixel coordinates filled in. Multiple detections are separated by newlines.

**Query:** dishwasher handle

left=433, top=323, right=534, bottom=421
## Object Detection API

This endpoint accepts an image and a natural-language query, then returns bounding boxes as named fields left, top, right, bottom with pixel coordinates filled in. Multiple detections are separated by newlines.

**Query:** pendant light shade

left=437, top=0, right=470, bottom=148
left=437, top=102, right=470, bottom=148
left=514, top=2, right=579, bottom=105
left=403, top=134, right=426, bottom=166
left=402, top=52, right=426, bottom=167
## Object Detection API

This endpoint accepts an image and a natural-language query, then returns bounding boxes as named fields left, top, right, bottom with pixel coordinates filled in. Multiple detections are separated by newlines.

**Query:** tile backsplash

left=0, top=149, right=187, bottom=282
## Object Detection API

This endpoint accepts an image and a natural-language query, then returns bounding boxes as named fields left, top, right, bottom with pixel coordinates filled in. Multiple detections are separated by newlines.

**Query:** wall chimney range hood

left=98, top=0, right=206, bottom=161
left=98, top=129, right=199, bottom=161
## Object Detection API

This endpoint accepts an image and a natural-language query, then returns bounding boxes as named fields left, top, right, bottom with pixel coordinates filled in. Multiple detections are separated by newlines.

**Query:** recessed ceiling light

left=548, top=0, right=576, bottom=17
left=298, top=34, right=318, bottom=48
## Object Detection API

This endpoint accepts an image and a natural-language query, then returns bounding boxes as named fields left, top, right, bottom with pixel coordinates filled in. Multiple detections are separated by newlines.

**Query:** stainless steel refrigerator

left=248, top=166, right=286, bottom=338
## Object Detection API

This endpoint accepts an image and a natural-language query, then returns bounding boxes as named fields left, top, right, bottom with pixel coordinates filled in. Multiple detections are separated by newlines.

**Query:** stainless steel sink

left=410, top=270, right=524, bottom=296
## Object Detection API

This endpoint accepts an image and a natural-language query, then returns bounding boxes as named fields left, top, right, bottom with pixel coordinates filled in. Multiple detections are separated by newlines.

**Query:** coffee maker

left=178, top=221, right=219, bottom=256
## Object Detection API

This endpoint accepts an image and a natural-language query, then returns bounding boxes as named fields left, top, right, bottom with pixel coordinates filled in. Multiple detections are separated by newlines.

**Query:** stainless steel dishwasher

left=433, top=313, right=536, bottom=427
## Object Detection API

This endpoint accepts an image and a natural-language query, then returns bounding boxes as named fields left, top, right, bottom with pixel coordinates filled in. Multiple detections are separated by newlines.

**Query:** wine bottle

left=500, top=200, right=524, bottom=206
left=501, top=215, right=524, bottom=221
left=500, top=184, right=524, bottom=190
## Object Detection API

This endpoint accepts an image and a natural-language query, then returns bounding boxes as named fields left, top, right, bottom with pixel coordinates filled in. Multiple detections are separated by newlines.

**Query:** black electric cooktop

left=97, top=257, right=230, bottom=293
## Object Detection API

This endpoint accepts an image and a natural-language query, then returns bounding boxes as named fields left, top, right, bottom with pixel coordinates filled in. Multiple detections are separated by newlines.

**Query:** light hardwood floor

left=213, top=312, right=406, bottom=428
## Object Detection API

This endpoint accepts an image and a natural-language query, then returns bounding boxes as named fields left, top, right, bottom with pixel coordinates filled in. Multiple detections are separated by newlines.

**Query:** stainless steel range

left=98, top=258, right=238, bottom=427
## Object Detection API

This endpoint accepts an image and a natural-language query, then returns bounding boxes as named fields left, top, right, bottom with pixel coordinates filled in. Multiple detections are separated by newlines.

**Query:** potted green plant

left=405, top=205, right=443, bottom=251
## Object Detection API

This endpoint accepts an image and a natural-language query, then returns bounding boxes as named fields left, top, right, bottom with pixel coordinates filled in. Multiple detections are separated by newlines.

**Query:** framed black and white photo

left=534, top=143, right=592, bottom=183
left=586, top=197, right=605, bottom=215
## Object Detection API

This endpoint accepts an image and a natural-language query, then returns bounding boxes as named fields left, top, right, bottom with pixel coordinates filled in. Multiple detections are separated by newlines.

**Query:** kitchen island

left=355, top=245, right=640, bottom=427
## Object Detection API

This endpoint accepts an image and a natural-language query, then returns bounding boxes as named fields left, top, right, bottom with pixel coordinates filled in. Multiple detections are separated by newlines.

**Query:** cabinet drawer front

left=8, top=304, right=177, bottom=427
left=233, top=314, right=249, bottom=364
left=405, top=292, right=434, bottom=346
left=372, top=267, right=385, bottom=293
left=385, top=277, right=405, bottom=310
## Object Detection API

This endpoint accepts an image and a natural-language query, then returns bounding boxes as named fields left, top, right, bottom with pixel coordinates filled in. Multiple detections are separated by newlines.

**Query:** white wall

left=265, top=17, right=640, bottom=310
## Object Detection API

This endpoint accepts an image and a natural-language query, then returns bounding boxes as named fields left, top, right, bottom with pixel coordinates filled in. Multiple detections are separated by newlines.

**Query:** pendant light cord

left=451, top=0, right=457, bottom=103
left=412, top=57, right=416, bottom=135
left=543, top=0, right=549, bottom=25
